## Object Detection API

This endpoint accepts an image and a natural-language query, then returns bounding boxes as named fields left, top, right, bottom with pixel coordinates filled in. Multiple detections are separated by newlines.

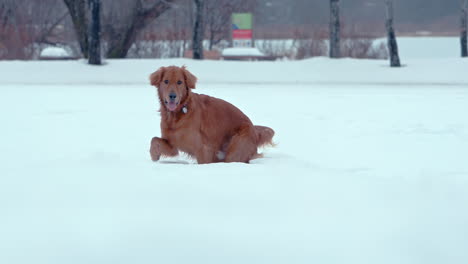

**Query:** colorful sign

left=232, top=29, right=252, bottom=39
left=232, top=13, right=253, bottom=47
left=232, top=13, right=253, bottom=30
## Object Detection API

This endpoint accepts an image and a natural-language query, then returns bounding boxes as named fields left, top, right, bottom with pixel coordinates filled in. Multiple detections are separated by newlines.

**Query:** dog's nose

left=169, top=92, right=177, bottom=101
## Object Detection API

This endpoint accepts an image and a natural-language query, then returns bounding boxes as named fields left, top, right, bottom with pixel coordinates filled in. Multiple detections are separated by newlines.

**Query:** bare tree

left=35, top=11, right=69, bottom=46
left=64, top=0, right=175, bottom=59
left=104, top=0, right=176, bottom=58
left=88, top=0, right=101, bottom=65
left=329, top=0, right=340, bottom=58
left=192, top=0, right=204, bottom=59
left=63, top=0, right=88, bottom=58
left=1, top=0, right=69, bottom=60
left=462, top=0, right=468, bottom=57
left=385, top=0, right=401, bottom=67
left=0, top=1, right=27, bottom=59
left=205, top=0, right=233, bottom=50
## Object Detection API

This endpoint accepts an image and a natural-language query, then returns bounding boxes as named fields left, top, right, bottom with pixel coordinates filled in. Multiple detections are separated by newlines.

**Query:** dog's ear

left=150, top=67, right=165, bottom=87
left=181, top=66, right=197, bottom=89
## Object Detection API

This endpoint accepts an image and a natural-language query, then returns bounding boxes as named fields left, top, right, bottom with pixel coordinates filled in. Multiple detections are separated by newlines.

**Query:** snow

left=1, top=56, right=468, bottom=86
left=39, top=46, right=71, bottom=58
left=254, top=37, right=460, bottom=60
left=222, top=47, right=265, bottom=57
left=374, top=37, right=461, bottom=59
left=1, top=39, right=468, bottom=264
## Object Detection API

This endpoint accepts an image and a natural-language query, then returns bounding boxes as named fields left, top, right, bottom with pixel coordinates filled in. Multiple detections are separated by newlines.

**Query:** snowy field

left=1, top=40, right=468, bottom=264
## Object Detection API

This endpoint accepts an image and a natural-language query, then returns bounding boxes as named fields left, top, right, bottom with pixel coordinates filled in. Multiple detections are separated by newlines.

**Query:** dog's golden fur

left=149, top=66, right=274, bottom=164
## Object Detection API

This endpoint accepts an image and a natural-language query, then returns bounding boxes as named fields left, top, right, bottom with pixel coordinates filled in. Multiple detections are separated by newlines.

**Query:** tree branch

left=36, top=11, right=69, bottom=44
left=137, top=0, right=175, bottom=30
left=106, top=0, right=176, bottom=58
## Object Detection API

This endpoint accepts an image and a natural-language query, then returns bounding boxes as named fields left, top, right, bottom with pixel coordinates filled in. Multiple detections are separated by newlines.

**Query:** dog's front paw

left=150, top=137, right=161, bottom=161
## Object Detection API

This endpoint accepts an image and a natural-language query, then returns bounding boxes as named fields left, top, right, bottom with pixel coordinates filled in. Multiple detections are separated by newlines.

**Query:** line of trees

left=63, top=0, right=176, bottom=62
left=329, top=0, right=468, bottom=65
left=0, top=0, right=70, bottom=59
left=329, top=0, right=400, bottom=66
left=1, top=0, right=467, bottom=63
left=62, top=0, right=245, bottom=63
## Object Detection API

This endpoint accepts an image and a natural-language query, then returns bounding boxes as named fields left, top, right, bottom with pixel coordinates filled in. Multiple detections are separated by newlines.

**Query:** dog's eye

left=177, top=80, right=182, bottom=85
left=164, top=80, right=169, bottom=84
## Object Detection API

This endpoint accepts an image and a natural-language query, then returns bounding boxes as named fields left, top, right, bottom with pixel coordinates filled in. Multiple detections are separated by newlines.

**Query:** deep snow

left=2, top=56, right=468, bottom=86
left=1, top=50, right=468, bottom=264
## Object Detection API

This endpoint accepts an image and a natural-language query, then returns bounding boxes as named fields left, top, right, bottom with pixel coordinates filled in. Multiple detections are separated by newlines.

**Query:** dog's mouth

left=164, top=100, right=179, bottom=111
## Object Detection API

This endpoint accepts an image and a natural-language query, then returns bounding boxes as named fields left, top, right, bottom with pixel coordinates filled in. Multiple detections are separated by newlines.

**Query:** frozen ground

left=392, top=37, right=461, bottom=59
left=256, top=37, right=461, bottom=60
left=1, top=54, right=468, bottom=264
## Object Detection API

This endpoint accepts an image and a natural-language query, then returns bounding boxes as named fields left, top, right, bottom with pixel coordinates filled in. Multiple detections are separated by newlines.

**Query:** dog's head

left=150, top=66, right=197, bottom=112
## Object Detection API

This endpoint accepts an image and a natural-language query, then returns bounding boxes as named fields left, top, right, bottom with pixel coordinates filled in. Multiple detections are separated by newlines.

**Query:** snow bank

left=1, top=57, right=467, bottom=86
left=39, top=47, right=71, bottom=58
left=221, top=47, right=265, bottom=56
left=374, top=37, right=461, bottom=59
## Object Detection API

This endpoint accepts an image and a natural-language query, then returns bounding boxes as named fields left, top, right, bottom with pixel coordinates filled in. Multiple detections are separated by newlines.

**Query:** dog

left=149, top=66, right=274, bottom=164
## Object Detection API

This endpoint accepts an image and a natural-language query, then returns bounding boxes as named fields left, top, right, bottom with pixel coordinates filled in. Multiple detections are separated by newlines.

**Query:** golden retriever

left=149, top=66, right=274, bottom=164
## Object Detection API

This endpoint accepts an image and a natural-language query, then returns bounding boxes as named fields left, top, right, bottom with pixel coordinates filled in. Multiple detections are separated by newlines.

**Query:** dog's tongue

left=167, top=102, right=177, bottom=111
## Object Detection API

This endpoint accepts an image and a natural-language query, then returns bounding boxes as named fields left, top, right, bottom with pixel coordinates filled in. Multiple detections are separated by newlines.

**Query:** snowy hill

left=1, top=54, right=467, bottom=264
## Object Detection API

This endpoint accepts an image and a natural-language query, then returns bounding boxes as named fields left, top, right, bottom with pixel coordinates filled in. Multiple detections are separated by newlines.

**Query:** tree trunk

left=63, top=0, right=88, bottom=58
left=385, top=0, right=401, bottom=67
left=105, top=17, right=138, bottom=59
left=192, top=0, right=204, bottom=60
left=209, top=29, right=214, bottom=50
left=329, top=0, right=341, bottom=58
left=462, top=0, right=468, bottom=57
left=88, top=0, right=101, bottom=65
left=106, top=0, right=174, bottom=58
left=208, top=14, right=214, bottom=50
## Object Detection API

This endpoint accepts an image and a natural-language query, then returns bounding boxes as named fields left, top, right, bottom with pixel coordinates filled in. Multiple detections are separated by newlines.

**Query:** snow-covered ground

left=124, top=36, right=458, bottom=59
left=1, top=47, right=468, bottom=264
left=222, top=47, right=265, bottom=57
left=254, top=37, right=459, bottom=60
left=376, top=37, right=461, bottom=59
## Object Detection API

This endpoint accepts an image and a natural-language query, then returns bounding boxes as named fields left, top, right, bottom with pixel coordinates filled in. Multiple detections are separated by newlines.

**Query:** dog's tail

left=254, top=125, right=275, bottom=148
